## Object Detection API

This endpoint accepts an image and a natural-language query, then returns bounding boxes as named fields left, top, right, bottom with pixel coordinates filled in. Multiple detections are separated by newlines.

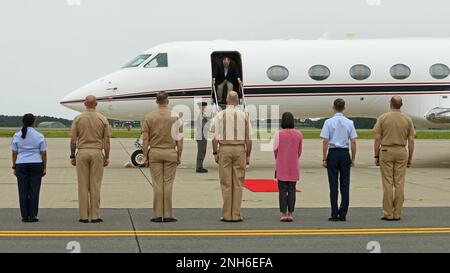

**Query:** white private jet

left=61, top=39, right=450, bottom=165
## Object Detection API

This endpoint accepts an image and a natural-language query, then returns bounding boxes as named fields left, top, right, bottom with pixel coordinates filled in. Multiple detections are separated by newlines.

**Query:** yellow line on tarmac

left=1, top=227, right=450, bottom=237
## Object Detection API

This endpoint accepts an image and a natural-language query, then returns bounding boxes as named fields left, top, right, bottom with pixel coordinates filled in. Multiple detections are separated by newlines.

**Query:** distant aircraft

left=61, top=39, right=450, bottom=165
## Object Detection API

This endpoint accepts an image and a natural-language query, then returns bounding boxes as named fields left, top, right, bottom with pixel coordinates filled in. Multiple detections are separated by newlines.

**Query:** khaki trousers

left=76, top=149, right=104, bottom=220
left=379, top=146, right=408, bottom=219
left=149, top=148, right=178, bottom=218
left=218, top=144, right=246, bottom=221
left=217, top=80, right=233, bottom=103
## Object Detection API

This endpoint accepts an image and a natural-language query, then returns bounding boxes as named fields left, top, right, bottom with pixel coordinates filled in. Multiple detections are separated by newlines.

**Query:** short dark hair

left=390, top=96, right=403, bottom=109
left=333, top=98, right=345, bottom=112
left=156, top=91, right=168, bottom=104
left=281, top=112, right=295, bottom=129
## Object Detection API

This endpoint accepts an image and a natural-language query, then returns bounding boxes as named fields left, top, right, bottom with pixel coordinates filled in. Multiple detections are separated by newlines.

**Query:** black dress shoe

left=29, top=217, right=39, bottom=222
left=22, top=218, right=30, bottom=223
left=163, top=217, right=178, bottom=222
left=393, top=218, right=401, bottom=221
left=196, top=168, right=208, bottom=173
left=151, top=217, right=163, bottom=223
left=338, top=217, right=346, bottom=222
left=79, top=219, right=89, bottom=223
left=381, top=217, right=394, bottom=221
left=91, top=219, right=103, bottom=223
left=328, top=217, right=340, bottom=222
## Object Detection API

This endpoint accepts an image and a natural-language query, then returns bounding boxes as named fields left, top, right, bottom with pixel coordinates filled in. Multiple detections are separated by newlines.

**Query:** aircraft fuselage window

left=390, top=64, right=411, bottom=80
left=267, top=65, right=289, bottom=81
left=309, top=65, right=331, bottom=81
left=430, top=63, right=450, bottom=79
left=145, top=53, right=168, bottom=68
left=350, top=64, right=371, bottom=80
left=122, top=54, right=151, bottom=68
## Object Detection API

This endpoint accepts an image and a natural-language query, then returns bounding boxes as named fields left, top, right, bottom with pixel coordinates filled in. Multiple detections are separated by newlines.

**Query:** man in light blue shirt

left=320, top=99, right=357, bottom=222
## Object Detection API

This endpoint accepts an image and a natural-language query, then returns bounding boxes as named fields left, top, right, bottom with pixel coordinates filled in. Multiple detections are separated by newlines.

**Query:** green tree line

left=307, top=117, right=377, bottom=129
left=0, top=115, right=72, bottom=127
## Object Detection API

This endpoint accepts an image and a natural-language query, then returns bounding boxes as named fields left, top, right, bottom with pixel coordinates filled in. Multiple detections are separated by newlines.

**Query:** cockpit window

left=144, top=53, right=168, bottom=68
left=122, top=54, right=151, bottom=68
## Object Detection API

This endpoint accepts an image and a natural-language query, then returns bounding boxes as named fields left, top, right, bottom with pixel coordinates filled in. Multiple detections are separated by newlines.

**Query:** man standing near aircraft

left=212, top=56, right=242, bottom=104
left=70, top=95, right=111, bottom=223
left=196, top=102, right=209, bottom=173
left=320, top=98, right=357, bottom=222
left=211, top=91, right=252, bottom=222
left=374, top=96, right=415, bottom=221
left=143, top=91, right=184, bottom=223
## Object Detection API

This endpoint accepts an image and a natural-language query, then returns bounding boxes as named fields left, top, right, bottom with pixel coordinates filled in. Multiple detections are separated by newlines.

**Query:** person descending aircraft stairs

left=211, top=83, right=248, bottom=120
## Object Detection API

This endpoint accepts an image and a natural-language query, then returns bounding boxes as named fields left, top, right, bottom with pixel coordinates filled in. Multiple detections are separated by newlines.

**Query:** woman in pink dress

left=273, top=112, right=303, bottom=222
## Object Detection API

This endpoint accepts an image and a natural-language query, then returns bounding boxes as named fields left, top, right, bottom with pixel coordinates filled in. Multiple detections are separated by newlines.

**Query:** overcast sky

left=1, top=0, right=450, bottom=119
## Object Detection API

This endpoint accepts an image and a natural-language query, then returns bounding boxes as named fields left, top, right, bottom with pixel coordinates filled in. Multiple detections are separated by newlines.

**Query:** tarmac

left=0, top=138, right=450, bottom=252
left=0, top=208, right=450, bottom=253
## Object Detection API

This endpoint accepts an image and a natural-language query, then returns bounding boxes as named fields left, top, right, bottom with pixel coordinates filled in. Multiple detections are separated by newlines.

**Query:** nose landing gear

left=131, top=133, right=146, bottom=167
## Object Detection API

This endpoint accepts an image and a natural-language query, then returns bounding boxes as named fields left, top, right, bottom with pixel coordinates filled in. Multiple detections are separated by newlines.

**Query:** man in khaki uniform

left=142, top=91, right=183, bottom=223
left=70, top=95, right=111, bottom=223
left=374, top=96, right=415, bottom=221
left=212, top=91, right=252, bottom=222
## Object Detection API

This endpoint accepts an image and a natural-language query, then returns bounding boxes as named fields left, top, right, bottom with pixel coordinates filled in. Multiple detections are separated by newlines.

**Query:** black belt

left=329, top=148, right=349, bottom=151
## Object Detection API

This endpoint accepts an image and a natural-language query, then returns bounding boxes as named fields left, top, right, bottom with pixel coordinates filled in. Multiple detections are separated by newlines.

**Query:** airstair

left=211, top=84, right=247, bottom=119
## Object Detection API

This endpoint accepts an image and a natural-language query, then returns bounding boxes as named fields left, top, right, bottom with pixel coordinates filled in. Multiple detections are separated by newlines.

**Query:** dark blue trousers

left=326, top=149, right=351, bottom=218
left=15, top=163, right=43, bottom=219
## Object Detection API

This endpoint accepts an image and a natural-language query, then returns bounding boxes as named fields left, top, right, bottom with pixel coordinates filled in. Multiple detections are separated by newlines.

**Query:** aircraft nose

left=60, top=86, right=90, bottom=112
left=60, top=82, right=101, bottom=112
left=61, top=71, right=122, bottom=113
left=60, top=78, right=111, bottom=112
left=61, top=89, right=82, bottom=104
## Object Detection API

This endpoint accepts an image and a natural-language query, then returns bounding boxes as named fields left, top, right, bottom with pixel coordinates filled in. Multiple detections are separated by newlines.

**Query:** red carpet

left=244, top=179, right=301, bottom=192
